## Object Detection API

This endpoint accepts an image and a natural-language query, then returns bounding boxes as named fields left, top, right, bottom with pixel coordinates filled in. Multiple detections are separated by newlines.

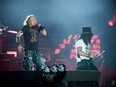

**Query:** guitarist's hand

left=89, top=53, right=97, bottom=58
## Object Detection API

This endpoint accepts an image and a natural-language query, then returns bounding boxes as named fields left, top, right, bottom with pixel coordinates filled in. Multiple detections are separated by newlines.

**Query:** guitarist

left=75, top=27, right=98, bottom=70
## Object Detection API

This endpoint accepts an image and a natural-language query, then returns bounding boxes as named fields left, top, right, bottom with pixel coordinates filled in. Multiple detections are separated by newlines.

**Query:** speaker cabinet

left=59, top=70, right=100, bottom=87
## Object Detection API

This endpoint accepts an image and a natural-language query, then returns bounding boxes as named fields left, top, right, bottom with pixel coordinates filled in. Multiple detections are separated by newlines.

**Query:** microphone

left=36, top=24, right=45, bottom=30
left=31, top=24, right=40, bottom=29
left=36, top=24, right=42, bottom=28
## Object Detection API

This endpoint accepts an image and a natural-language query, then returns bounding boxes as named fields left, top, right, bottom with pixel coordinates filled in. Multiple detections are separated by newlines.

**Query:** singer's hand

left=17, top=44, right=24, bottom=53
left=40, top=29, right=47, bottom=36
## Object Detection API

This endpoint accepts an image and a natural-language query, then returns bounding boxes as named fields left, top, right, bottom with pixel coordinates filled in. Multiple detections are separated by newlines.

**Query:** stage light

left=58, top=64, right=66, bottom=72
left=108, top=21, right=114, bottom=27
left=7, top=30, right=17, bottom=34
left=42, top=65, right=51, bottom=74
left=50, top=64, right=58, bottom=74
left=54, top=48, right=60, bottom=54
left=7, top=51, right=17, bottom=57
left=0, top=28, right=3, bottom=32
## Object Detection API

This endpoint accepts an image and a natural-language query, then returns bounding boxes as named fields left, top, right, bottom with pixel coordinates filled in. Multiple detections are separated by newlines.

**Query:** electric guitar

left=92, top=50, right=105, bottom=62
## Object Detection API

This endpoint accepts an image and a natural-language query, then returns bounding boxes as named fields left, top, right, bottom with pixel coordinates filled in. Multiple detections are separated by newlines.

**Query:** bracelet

left=17, top=43, right=22, bottom=46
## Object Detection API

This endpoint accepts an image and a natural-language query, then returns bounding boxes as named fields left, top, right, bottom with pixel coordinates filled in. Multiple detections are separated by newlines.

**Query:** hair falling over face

left=81, top=34, right=93, bottom=45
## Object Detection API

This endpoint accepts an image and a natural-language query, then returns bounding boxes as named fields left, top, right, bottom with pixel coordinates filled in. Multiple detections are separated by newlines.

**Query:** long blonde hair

left=23, top=14, right=36, bottom=26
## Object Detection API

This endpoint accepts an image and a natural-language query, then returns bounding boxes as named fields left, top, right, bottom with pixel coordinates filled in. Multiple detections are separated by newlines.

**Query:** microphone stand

left=0, top=22, right=8, bottom=53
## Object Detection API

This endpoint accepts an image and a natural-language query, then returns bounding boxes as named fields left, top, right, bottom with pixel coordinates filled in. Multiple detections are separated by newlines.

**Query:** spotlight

left=42, top=65, right=51, bottom=74
left=58, top=64, right=66, bottom=72
left=108, top=21, right=114, bottom=27
left=50, top=64, right=58, bottom=74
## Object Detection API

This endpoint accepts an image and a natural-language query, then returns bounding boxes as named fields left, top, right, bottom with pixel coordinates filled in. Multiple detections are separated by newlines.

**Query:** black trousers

left=76, top=59, right=98, bottom=70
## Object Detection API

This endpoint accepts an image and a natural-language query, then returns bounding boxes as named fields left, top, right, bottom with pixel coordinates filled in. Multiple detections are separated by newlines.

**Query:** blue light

left=50, top=64, right=58, bottom=73
left=58, top=64, right=66, bottom=72
left=42, top=65, right=50, bottom=74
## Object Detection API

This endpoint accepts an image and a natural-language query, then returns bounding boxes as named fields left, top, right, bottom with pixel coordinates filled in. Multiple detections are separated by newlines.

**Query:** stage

left=0, top=70, right=100, bottom=87
left=0, top=53, right=116, bottom=87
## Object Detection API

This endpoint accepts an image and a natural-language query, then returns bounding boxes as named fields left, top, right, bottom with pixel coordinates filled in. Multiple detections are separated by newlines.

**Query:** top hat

left=82, top=27, right=93, bottom=35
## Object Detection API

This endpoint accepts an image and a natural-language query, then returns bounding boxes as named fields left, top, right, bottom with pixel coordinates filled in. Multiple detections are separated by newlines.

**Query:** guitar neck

left=92, top=50, right=105, bottom=61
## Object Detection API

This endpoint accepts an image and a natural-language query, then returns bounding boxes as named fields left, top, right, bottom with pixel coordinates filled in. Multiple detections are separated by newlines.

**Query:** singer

left=16, top=15, right=47, bottom=71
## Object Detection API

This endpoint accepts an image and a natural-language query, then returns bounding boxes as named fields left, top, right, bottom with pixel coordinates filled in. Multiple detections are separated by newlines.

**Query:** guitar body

left=76, top=51, right=105, bottom=70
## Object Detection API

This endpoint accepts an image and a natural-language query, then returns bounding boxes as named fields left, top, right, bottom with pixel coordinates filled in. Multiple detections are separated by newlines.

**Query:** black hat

left=82, top=27, right=93, bottom=35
